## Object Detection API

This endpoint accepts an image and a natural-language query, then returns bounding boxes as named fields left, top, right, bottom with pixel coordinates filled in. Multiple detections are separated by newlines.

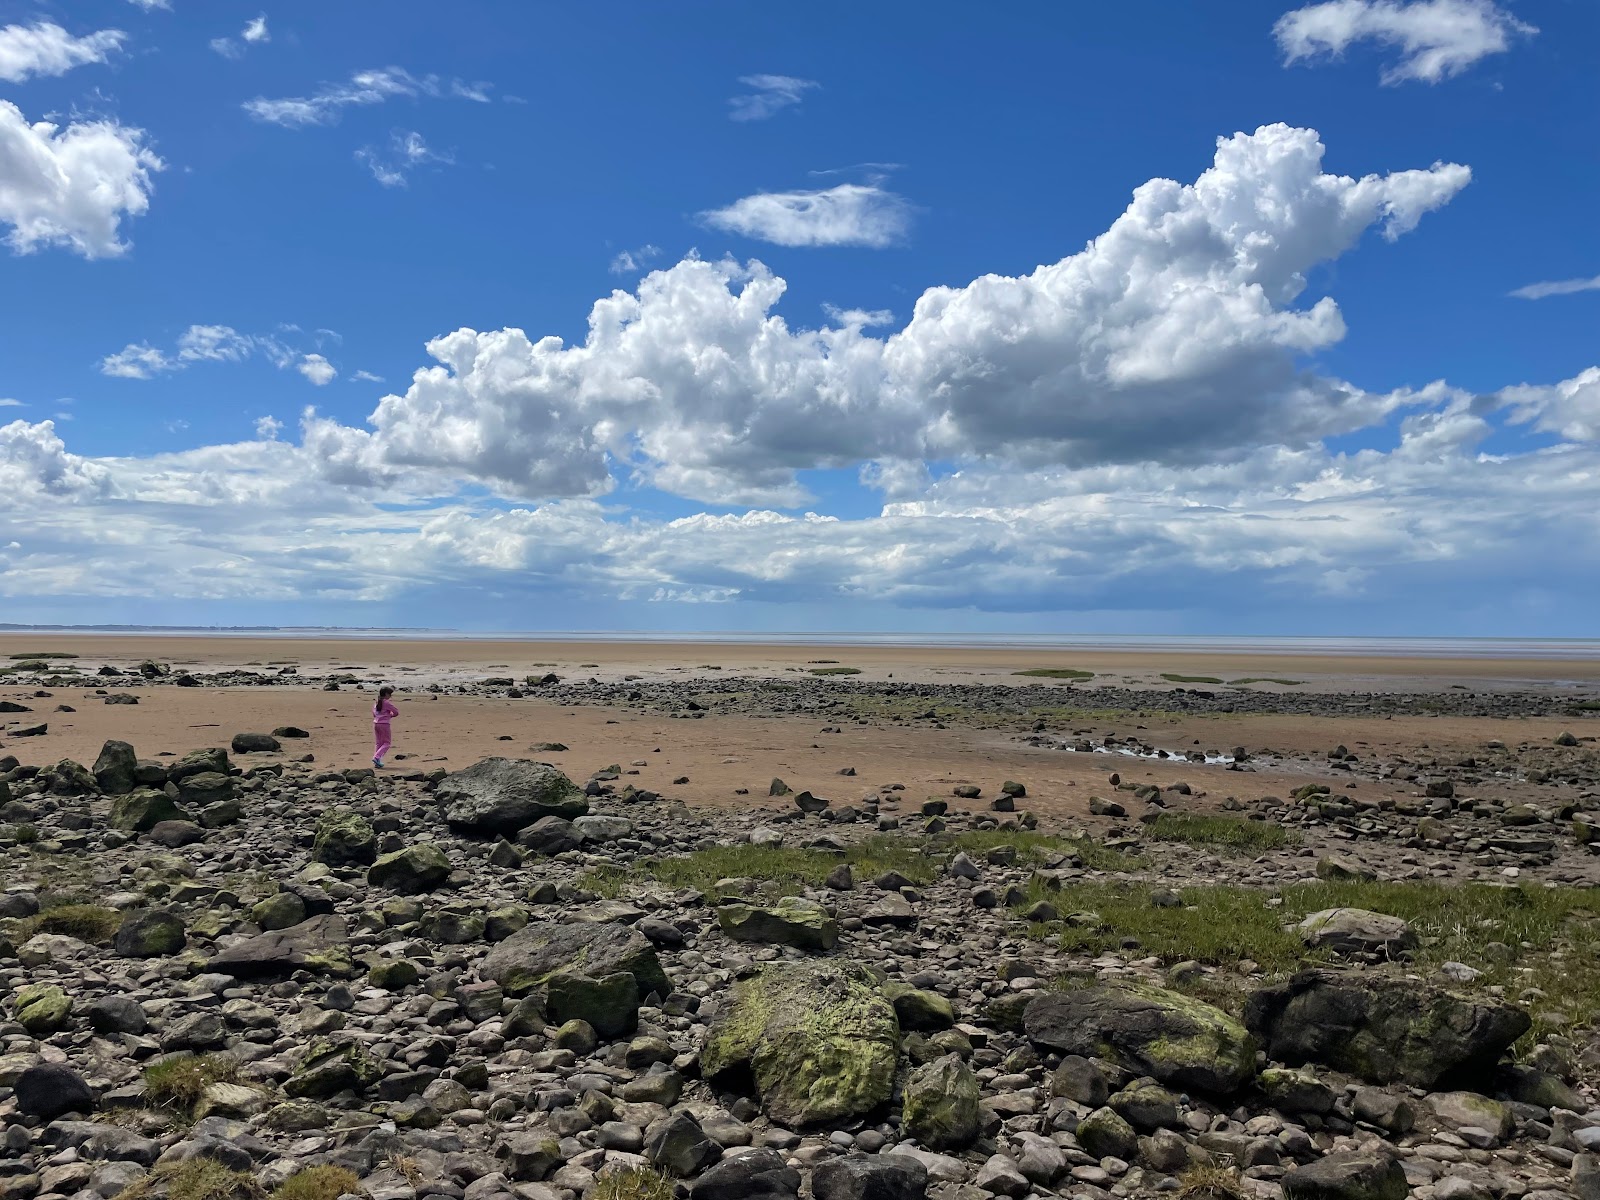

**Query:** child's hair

left=375, top=685, right=394, bottom=714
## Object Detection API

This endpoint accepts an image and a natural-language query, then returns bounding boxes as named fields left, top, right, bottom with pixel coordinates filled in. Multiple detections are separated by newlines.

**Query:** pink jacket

left=373, top=699, right=399, bottom=725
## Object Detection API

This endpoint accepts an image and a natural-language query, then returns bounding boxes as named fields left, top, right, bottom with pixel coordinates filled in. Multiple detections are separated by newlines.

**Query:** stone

left=546, top=970, right=641, bottom=1040
left=1077, top=1106, right=1138, bottom=1160
left=687, top=1148, right=800, bottom=1200
left=1024, top=981, right=1256, bottom=1093
left=438, top=758, right=588, bottom=835
left=113, top=908, right=185, bottom=958
left=973, top=1156, right=1029, bottom=1197
left=208, top=913, right=348, bottom=976
left=1280, top=1149, right=1408, bottom=1200
left=312, top=809, right=378, bottom=867
left=15, top=984, right=72, bottom=1035
left=1429, top=1091, right=1512, bottom=1141
left=251, top=891, right=307, bottom=931
left=702, top=960, right=900, bottom=1127
left=92, top=740, right=138, bottom=795
left=87, top=995, right=148, bottom=1035
left=175, top=771, right=235, bottom=807
left=1109, top=1079, right=1180, bottom=1131
left=1259, top=1067, right=1335, bottom=1115
left=1052, top=1054, right=1109, bottom=1106
left=518, top=815, right=584, bottom=855
left=902, top=1053, right=980, bottom=1150
left=884, top=982, right=955, bottom=1031
left=1244, top=968, right=1531, bottom=1088
left=810, top=1154, right=929, bottom=1200
left=717, top=896, right=838, bottom=951
left=109, top=789, right=192, bottom=832
left=368, top=843, right=452, bottom=892
left=1296, top=908, right=1419, bottom=956
left=644, top=1110, right=719, bottom=1176
left=14, top=1063, right=95, bottom=1120
left=283, top=1038, right=384, bottom=1099
left=369, top=958, right=420, bottom=990
left=1315, top=854, right=1376, bottom=882
left=481, top=918, right=669, bottom=999
left=230, top=732, right=281, bottom=753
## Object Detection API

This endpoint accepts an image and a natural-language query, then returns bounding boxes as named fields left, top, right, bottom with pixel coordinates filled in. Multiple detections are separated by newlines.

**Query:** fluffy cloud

left=0, top=20, right=125, bottom=82
left=297, top=354, right=337, bottom=385
left=0, top=102, right=162, bottom=258
left=1510, top=274, right=1600, bottom=301
left=610, top=245, right=661, bottom=275
left=244, top=67, right=490, bottom=127
left=294, top=124, right=1467, bottom=505
left=1275, top=0, right=1535, bottom=84
left=701, top=183, right=912, bottom=248
left=728, top=74, right=818, bottom=121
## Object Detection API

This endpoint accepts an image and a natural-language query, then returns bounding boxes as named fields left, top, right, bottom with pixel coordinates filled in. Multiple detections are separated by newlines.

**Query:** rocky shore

left=3, top=716, right=1600, bottom=1200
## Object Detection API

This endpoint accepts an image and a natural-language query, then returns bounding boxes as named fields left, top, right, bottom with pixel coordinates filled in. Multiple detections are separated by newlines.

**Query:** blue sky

left=1, top=0, right=1597, bottom=634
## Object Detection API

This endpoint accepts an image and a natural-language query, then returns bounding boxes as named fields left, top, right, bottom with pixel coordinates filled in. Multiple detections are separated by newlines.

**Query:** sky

left=1, top=0, right=1597, bottom=636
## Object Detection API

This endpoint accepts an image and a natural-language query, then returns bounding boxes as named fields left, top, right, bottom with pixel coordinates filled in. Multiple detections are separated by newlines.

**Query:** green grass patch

left=1014, top=667, right=1095, bottom=681
left=19, top=903, right=123, bottom=945
left=1160, top=673, right=1225, bottom=685
left=808, top=666, right=862, bottom=675
left=949, top=828, right=1147, bottom=873
left=142, top=1054, right=240, bottom=1113
left=269, top=1167, right=357, bottom=1200
left=582, top=835, right=937, bottom=900
left=1227, top=677, right=1303, bottom=687
left=1567, top=700, right=1600, bottom=712
left=592, top=1168, right=673, bottom=1200
left=1144, top=813, right=1301, bottom=852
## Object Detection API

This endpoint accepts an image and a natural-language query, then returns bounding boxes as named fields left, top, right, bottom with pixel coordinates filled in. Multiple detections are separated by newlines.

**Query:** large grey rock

left=644, top=1110, right=719, bottom=1176
left=166, top=747, right=231, bottom=782
left=109, top=789, right=192, bottom=832
left=367, top=844, right=451, bottom=893
left=811, top=1154, right=928, bottom=1200
left=481, top=917, right=669, bottom=1032
left=208, top=914, right=347, bottom=976
left=1281, top=1149, right=1408, bottom=1200
left=1024, top=982, right=1256, bottom=1093
left=1296, top=908, right=1419, bottom=956
left=92, top=740, right=138, bottom=795
left=688, top=1149, right=800, bottom=1200
left=517, top=815, right=583, bottom=855
left=312, top=809, right=378, bottom=867
left=902, top=1054, right=980, bottom=1150
left=438, top=757, right=588, bottom=835
left=230, top=732, right=281, bottom=754
left=717, top=896, right=838, bottom=951
left=702, top=960, right=900, bottom=1127
left=1245, top=969, right=1530, bottom=1088
left=113, top=909, right=185, bottom=958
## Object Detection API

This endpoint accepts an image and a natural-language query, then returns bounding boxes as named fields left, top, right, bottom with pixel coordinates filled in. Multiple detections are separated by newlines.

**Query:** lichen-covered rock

left=1296, top=908, right=1419, bottom=956
left=1244, top=968, right=1531, bottom=1088
left=902, top=1053, right=981, bottom=1150
left=1259, top=1067, right=1336, bottom=1115
left=1024, top=982, right=1256, bottom=1094
left=885, top=982, right=956, bottom=1031
left=92, top=740, right=138, bottom=795
left=43, top=758, right=97, bottom=795
left=113, top=908, right=185, bottom=958
left=15, top=984, right=73, bottom=1035
left=283, top=1038, right=384, bottom=1098
left=702, top=960, right=900, bottom=1127
left=1077, top=1106, right=1138, bottom=1160
left=312, top=808, right=377, bottom=867
left=545, top=970, right=641, bottom=1039
left=1281, top=1148, right=1408, bottom=1200
left=208, top=914, right=348, bottom=977
left=367, top=843, right=451, bottom=893
left=717, top=896, right=838, bottom=951
left=251, top=891, right=307, bottom=931
left=167, top=747, right=231, bottom=781
left=438, top=757, right=588, bottom=835
left=109, top=789, right=192, bottom=832
left=481, top=917, right=669, bottom=999
left=174, top=771, right=235, bottom=807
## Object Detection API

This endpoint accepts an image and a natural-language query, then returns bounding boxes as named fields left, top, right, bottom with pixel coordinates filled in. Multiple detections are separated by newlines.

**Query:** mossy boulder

left=312, top=809, right=377, bottom=867
left=367, top=844, right=451, bottom=893
left=15, top=984, right=72, bottom=1035
left=174, top=771, right=235, bottom=807
left=1077, top=1106, right=1138, bottom=1160
left=368, top=959, right=420, bottom=990
left=437, top=757, right=588, bottom=836
left=481, top=917, right=669, bottom=998
left=1024, top=981, right=1256, bottom=1094
left=43, top=758, right=97, bottom=796
left=1245, top=968, right=1530, bottom=1088
left=110, top=789, right=193, bottom=832
left=902, top=1053, right=980, bottom=1150
left=702, top=960, right=900, bottom=1127
left=167, top=747, right=231, bottom=781
left=1259, top=1067, right=1336, bottom=1115
left=884, top=981, right=956, bottom=1031
left=251, top=891, right=307, bottom=931
left=283, top=1038, right=384, bottom=1099
left=546, top=970, right=641, bottom=1040
left=717, top=896, right=838, bottom=951
left=113, top=908, right=186, bottom=958
left=93, top=740, right=139, bottom=795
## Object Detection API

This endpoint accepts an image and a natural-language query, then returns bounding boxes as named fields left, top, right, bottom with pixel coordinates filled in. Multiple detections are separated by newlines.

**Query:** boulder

left=438, top=757, right=588, bottom=835
left=15, top=984, right=72, bottom=1035
left=702, top=960, right=900, bottom=1127
left=902, top=1053, right=981, bottom=1150
left=717, top=896, right=838, bottom=951
left=1245, top=969, right=1530, bottom=1088
left=113, top=909, right=186, bottom=958
left=208, top=914, right=348, bottom=977
left=1281, top=1149, right=1408, bottom=1200
left=1077, top=1106, right=1138, bottom=1160
left=643, top=1110, right=720, bottom=1176
left=43, top=759, right=97, bottom=795
left=481, top=918, right=669, bottom=1015
left=312, top=809, right=378, bottom=867
left=367, top=844, right=452, bottom=893
left=811, top=1154, right=928, bottom=1200
left=517, top=815, right=583, bottom=855
left=688, top=1148, right=800, bottom=1200
left=884, top=982, right=956, bottom=1031
left=15, top=1063, right=96, bottom=1120
left=1297, top=908, right=1419, bottom=956
left=167, top=747, right=231, bottom=782
left=230, top=732, right=281, bottom=754
left=284, top=1039, right=384, bottom=1099
left=92, top=740, right=138, bottom=795
left=546, top=970, right=641, bottom=1040
left=1024, top=982, right=1256, bottom=1093
left=109, top=790, right=192, bottom=832
left=174, top=771, right=235, bottom=807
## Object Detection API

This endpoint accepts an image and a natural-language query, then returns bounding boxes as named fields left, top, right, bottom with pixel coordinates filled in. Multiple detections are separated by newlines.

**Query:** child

left=372, top=685, right=399, bottom=768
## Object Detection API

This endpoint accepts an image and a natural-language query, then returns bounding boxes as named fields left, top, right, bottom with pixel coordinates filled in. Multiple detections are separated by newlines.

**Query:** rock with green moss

left=717, top=896, right=838, bottom=951
left=1500, top=1064, right=1582, bottom=1112
left=261, top=1100, right=332, bottom=1132
left=422, top=907, right=486, bottom=944
left=43, top=758, right=97, bottom=796
left=902, top=1053, right=980, bottom=1150
left=175, top=771, right=235, bottom=808
left=368, top=958, right=420, bottom=990
left=93, top=739, right=138, bottom=795
left=1244, top=968, right=1530, bottom=1088
left=113, top=908, right=186, bottom=958
left=546, top=970, right=640, bottom=1039
left=251, top=891, right=307, bottom=931
left=109, top=789, right=193, bottom=832
left=15, top=984, right=72, bottom=1035
left=1429, top=1090, right=1512, bottom=1140
left=1025, top=982, right=1256, bottom=1094
left=1259, top=1067, right=1336, bottom=1115
left=485, top=906, right=528, bottom=941
left=1077, top=1106, right=1138, bottom=1160
left=884, top=981, right=956, bottom=1031
left=438, top=757, right=589, bottom=836
left=367, top=844, right=451, bottom=893
left=283, top=1038, right=384, bottom=1098
left=312, top=809, right=377, bottom=867
left=702, top=959, right=900, bottom=1127
left=481, top=918, right=669, bottom=998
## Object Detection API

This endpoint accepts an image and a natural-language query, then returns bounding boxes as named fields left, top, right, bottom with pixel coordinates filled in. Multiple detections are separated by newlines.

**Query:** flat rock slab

left=208, top=914, right=348, bottom=977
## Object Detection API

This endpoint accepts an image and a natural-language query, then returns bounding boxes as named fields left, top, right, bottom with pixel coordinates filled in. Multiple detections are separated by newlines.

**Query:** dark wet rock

left=438, top=757, right=588, bottom=835
left=517, top=815, right=583, bottom=855
left=368, top=843, right=452, bottom=892
left=717, top=896, right=838, bottom=951
left=208, top=913, right=348, bottom=976
left=1281, top=1148, right=1408, bottom=1200
left=688, top=1147, right=800, bottom=1200
left=92, top=739, right=138, bottom=795
left=15, top=1063, right=95, bottom=1120
left=811, top=1153, right=928, bottom=1200
left=230, top=732, right=281, bottom=753
left=902, top=1053, right=980, bottom=1150
left=109, top=790, right=192, bottom=832
left=113, top=908, right=185, bottom=958
left=312, top=808, right=378, bottom=867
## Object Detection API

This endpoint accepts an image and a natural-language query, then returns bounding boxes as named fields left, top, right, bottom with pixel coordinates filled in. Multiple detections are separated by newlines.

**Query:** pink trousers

left=373, top=723, right=392, bottom=759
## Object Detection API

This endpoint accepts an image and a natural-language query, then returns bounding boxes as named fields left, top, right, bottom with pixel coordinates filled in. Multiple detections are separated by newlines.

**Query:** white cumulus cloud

left=1275, top=0, right=1536, bottom=84
left=298, top=354, right=337, bottom=385
left=0, top=20, right=126, bottom=82
left=702, top=183, right=913, bottom=248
